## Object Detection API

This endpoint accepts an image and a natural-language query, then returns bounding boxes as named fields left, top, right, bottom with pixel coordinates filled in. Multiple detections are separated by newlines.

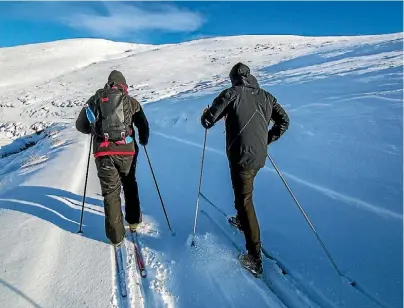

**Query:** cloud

left=62, top=3, right=204, bottom=37
left=6, top=2, right=205, bottom=38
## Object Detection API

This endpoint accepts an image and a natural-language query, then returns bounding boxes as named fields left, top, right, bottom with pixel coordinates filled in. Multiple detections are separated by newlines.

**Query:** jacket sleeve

left=130, top=97, right=150, bottom=146
left=201, top=88, right=237, bottom=129
left=267, top=96, right=290, bottom=144
left=75, top=99, right=92, bottom=134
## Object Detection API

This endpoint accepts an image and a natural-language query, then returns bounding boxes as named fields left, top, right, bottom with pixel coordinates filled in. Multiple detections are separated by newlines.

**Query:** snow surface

left=0, top=33, right=402, bottom=308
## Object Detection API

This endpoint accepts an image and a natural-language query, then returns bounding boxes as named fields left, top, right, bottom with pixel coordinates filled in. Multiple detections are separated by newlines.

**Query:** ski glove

left=139, top=137, right=148, bottom=146
left=201, top=108, right=214, bottom=129
left=267, top=130, right=279, bottom=145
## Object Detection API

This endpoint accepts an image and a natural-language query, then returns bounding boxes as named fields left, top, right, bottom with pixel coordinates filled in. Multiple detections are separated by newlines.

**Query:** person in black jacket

left=76, top=70, right=149, bottom=246
left=201, top=62, right=289, bottom=275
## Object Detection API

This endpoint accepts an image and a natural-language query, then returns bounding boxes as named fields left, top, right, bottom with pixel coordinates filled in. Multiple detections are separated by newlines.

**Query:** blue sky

left=0, top=1, right=402, bottom=47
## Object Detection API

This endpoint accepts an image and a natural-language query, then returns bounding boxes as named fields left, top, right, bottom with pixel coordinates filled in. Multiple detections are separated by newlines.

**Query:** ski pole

left=266, top=153, right=353, bottom=282
left=77, top=134, right=93, bottom=234
left=143, top=146, right=174, bottom=234
left=191, top=127, right=208, bottom=247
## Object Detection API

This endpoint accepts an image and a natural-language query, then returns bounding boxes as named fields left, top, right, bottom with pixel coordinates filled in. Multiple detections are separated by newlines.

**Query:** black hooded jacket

left=201, top=63, right=289, bottom=169
left=75, top=70, right=149, bottom=156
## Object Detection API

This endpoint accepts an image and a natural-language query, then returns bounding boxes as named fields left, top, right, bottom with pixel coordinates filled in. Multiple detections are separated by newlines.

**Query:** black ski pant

left=230, top=165, right=261, bottom=259
left=95, top=151, right=142, bottom=245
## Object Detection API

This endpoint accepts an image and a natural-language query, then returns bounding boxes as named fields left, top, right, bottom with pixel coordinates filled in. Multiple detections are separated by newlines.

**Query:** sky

left=0, top=1, right=403, bottom=47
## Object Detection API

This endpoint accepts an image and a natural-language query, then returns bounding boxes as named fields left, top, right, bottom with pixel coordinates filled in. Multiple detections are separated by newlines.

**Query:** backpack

left=90, top=87, right=131, bottom=143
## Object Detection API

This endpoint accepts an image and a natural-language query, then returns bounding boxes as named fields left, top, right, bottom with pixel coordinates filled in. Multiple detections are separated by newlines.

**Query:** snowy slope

left=0, top=38, right=155, bottom=90
left=0, top=33, right=402, bottom=308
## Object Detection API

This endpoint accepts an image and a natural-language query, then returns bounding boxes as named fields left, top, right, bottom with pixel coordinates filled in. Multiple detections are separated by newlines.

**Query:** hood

left=229, top=62, right=259, bottom=89
left=107, top=70, right=127, bottom=87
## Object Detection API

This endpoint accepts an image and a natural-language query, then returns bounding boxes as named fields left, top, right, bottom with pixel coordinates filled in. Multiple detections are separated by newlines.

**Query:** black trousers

left=95, top=149, right=142, bottom=244
left=230, top=165, right=261, bottom=258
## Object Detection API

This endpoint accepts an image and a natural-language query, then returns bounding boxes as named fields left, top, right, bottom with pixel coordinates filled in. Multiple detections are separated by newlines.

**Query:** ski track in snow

left=110, top=237, right=145, bottom=308
left=142, top=246, right=176, bottom=308
left=153, top=130, right=402, bottom=221
left=200, top=209, right=326, bottom=308
left=124, top=235, right=146, bottom=308
left=110, top=246, right=122, bottom=308
left=135, top=220, right=176, bottom=308
left=0, top=33, right=402, bottom=308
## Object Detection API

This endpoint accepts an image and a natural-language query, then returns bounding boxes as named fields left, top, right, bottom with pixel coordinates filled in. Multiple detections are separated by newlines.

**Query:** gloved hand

left=139, top=136, right=148, bottom=146
left=201, top=107, right=214, bottom=129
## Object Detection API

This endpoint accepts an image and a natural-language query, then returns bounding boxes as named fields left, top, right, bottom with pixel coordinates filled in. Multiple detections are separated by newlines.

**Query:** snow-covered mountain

left=0, top=33, right=402, bottom=308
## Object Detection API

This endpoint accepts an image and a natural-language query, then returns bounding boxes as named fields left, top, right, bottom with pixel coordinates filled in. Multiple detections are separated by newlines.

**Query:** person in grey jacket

left=201, top=62, right=290, bottom=275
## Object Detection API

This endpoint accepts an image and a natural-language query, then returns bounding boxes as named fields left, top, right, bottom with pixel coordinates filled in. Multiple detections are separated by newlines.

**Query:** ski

left=200, top=192, right=288, bottom=275
left=201, top=204, right=335, bottom=308
left=130, top=230, right=147, bottom=278
left=227, top=218, right=288, bottom=275
left=114, top=245, right=128, bottom=298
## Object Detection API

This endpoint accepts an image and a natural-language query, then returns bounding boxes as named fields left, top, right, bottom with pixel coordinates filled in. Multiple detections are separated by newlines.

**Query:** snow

left=0, top=38, right=154, bottom=90
left=0, top=32, right=402, bottom=308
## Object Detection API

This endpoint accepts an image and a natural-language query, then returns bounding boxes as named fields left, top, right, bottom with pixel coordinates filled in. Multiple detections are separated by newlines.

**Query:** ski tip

left=242, top=266, right=263, bottom=279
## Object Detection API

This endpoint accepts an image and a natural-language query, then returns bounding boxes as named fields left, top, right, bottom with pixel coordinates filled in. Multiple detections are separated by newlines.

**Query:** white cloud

left=63, top=4, right=204, bottom=37
left=6, top=2, right=205, bottom=38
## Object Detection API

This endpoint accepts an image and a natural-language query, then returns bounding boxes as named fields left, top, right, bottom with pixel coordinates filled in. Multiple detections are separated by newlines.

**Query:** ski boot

left=129, top=223, right=140, bottom=232
left=239, top=252, right=263, bottom=277
left=111, top=237, right=124, bottom=248
left=228, top=215, right=243, bottom=232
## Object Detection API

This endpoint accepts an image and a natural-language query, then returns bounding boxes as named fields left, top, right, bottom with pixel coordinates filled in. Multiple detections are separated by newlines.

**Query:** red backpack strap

left=120, top=83, right=128, bottom=94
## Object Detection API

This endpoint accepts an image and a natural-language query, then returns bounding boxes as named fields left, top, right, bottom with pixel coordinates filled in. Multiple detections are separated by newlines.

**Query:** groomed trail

left=0, top=33, right=402, bottom=308
left=86, top=135, right=291, bottom=308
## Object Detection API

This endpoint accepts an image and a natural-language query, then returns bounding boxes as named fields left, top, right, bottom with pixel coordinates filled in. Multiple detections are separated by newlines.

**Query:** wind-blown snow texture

left=0, top=33, right=402, bottom=308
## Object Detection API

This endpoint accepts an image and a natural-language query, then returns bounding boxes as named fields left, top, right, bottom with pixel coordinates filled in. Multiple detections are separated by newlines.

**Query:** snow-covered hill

left=0, top=33, right=402, bottom=308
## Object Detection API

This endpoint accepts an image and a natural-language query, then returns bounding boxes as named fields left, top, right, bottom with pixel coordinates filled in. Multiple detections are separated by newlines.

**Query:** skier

left=75, top=70, right=149, bottom=247
left=200, top=62, right=290, bottom=275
